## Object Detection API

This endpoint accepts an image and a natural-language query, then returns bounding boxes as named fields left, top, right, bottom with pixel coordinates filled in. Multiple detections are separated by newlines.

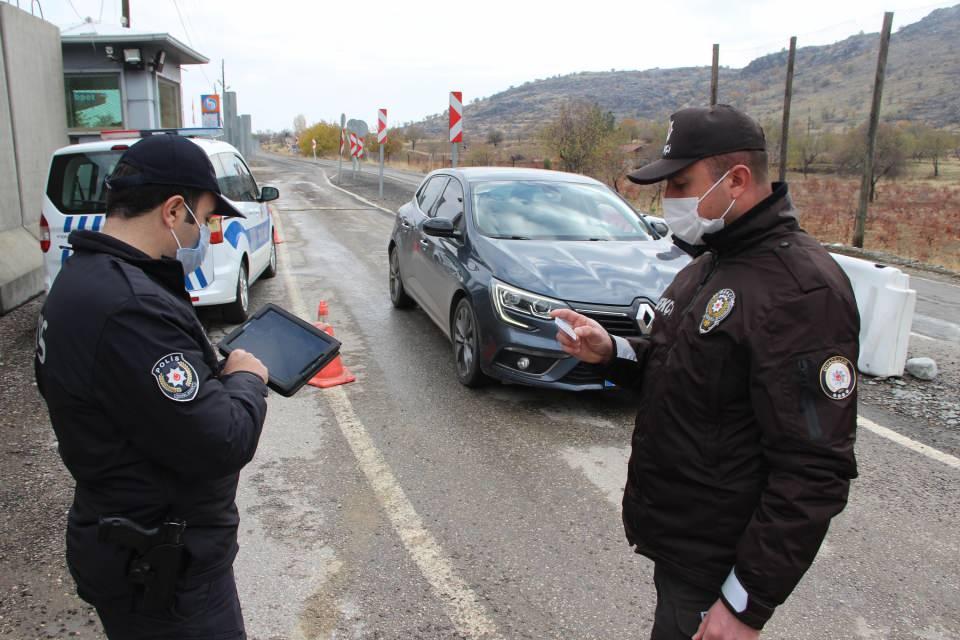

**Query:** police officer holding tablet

left=34, top=134, right=268, bottom=639
left=553, top=105, right=860, bottom=639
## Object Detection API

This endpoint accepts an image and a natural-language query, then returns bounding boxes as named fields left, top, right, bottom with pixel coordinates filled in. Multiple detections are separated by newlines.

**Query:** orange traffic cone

left=273, top=227, right=284, bottom=244
left=308, top=304, right=355, bottom=388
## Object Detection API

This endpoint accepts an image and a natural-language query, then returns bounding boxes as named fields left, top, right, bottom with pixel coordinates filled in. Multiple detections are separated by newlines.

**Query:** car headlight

left=491, top=278, right=568, bottom=329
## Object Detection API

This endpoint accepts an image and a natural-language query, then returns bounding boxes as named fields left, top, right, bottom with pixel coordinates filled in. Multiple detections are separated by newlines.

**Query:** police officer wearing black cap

left=553, top=105, right=860, bottom=639
left=34, top=134, right=269, bottom=639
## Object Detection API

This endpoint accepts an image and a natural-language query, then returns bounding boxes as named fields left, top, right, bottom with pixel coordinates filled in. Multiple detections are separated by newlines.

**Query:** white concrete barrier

left=831, top=253, right=916, bottom=378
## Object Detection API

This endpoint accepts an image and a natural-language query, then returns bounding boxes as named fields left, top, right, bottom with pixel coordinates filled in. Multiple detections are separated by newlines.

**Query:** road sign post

left=449, top=91, right=463, bottom=168
left=378, top=108, right=387, bottom=198
left=311, top=138, right=317, bottom=162
left=338, top=113, right=345, bottom=185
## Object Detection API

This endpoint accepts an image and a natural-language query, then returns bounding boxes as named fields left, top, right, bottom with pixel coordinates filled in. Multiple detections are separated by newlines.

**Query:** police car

left=40, top=128, right=279, bottom=322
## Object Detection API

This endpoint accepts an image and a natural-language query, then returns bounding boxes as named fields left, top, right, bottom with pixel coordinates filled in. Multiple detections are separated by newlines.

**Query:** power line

left=169, top=0, right=214, bottom=88
left=66, top=0, right=83, bottom=20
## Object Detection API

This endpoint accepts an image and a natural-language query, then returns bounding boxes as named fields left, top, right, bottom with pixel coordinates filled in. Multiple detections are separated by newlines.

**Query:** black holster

left=98, top=516, right=186, bottom=613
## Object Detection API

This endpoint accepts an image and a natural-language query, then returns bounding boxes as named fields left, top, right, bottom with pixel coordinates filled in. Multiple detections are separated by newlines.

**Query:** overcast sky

left=38, top=0, right=957, bottom=132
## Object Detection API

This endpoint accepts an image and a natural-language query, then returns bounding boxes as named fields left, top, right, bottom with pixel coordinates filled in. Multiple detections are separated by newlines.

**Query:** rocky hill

left=418, top=5, right=960, bottom=137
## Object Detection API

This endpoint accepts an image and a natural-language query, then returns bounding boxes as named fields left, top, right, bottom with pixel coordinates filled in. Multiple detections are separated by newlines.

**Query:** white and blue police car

left=40, top=128, right=279, bottom=322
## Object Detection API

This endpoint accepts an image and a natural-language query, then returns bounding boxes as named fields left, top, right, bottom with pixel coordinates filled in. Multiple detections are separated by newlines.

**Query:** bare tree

left=293, top=114, right=307, bottom=134
left=916, top=125, right=952, bottom=177
left=837, top=123, right=906, bottom=202
left=540, top=101, right=615, bottom=174
left=404, top=125, right=425, bottom=151
left=486, top=129, right=504, bottom=147
left=789, top=121, right=830, bottom=178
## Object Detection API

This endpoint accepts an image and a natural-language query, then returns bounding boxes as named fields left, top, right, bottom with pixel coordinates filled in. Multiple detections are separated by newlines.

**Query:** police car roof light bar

left=100, top=127, right=224, bottom=141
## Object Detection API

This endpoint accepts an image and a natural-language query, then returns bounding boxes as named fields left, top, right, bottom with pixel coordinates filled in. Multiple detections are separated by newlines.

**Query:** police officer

left=34, top=134, right=269, bottom=639
left=553, top=105, right=859, bottom=640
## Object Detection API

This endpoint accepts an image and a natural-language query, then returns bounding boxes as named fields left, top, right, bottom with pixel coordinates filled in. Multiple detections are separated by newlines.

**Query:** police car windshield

left=46, top=150, right=123, bottom=215
left=472, top=180, right=654, bottom=241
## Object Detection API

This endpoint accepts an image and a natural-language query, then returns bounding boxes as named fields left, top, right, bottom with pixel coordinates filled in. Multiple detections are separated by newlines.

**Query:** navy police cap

left=106, top=134, right=246, bottom=218
left=627, top=104, right=766, bottom=185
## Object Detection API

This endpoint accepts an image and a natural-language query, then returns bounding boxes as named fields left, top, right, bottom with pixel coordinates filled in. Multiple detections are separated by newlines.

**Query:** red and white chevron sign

left=349, top=133, right=364, bottom=158
left=349, top=132, right=359, bottom=157
left=377, top=108, right=388, bottom=144
left=449, top=91, right=463, bottom=143
left=339, top=128, right=345, bottom=154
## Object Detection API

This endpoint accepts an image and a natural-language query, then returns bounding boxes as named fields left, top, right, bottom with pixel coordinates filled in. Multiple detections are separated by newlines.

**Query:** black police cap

left=106, top=134, right=246, bottom=218
left=627, top=104, right=766, bottom=185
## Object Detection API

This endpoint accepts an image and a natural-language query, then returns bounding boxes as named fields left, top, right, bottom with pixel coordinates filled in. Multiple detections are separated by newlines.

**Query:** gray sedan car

left=388, top=167, right=689, bottom=390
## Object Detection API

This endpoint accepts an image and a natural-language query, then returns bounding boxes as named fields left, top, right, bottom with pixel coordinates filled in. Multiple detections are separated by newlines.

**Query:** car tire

left=389, top=247, right=414, bottom=309
left=452, top=298, right=490, bottom=388
left=262, top=237, right=278, bottom=279
left=223, top=262, right=249, bottom=323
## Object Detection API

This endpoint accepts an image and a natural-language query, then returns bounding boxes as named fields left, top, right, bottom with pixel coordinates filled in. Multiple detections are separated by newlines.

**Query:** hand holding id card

left=218, top=304, right=342, bottom=396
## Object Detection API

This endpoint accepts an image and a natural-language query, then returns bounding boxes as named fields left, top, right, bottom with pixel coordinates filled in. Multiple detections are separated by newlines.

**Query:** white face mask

left=170, top=202, right=210, bottom=276
left=662, top=170, right=736, bottom=246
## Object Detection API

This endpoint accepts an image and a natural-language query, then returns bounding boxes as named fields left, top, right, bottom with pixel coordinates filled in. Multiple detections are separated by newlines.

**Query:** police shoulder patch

left=820, top=355, right=856, bottom=400
left=152, top=352, right=200, bottom=402
left=699, top=288, right=736, bottom=335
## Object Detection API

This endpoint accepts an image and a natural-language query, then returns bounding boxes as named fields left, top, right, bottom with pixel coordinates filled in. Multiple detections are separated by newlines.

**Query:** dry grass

left=620, top=172, right=960, bottom=272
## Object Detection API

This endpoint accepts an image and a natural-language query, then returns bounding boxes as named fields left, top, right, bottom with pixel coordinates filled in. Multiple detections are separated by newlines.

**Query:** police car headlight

left=491, top=278, right=567, bottom=329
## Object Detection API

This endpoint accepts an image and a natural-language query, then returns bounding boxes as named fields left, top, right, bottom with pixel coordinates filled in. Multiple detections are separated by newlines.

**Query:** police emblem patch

left=819, top=355, right=856, bottom=400
left=699, top=289, right=736, bottom=334
left=152, top=353, right=200, bottom=402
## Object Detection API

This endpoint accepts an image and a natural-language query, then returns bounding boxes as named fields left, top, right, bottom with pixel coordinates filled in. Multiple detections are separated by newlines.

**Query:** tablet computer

left=217, top=303, right=342, bottom=397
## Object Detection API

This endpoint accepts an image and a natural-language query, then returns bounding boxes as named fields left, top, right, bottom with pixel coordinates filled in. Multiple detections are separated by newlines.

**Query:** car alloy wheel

left=389, top=248, right=414, bottom=309
left=223, top=263, right=249, bottom=323
left=453, top=298, right=489, bottom=387
left=263, top=239, right=278, bottom=279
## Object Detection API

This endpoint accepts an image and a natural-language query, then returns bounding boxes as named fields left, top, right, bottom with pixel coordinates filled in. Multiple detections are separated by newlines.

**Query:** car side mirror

left=650, top=219, right=670, bottom=237
left=423, top=217, right=459, bottom=238
left=259, top=186, right=280, bottom=202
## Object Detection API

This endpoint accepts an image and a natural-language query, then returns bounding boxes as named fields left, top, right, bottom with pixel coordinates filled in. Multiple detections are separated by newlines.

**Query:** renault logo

left=636, top=302, right=655, bottom=335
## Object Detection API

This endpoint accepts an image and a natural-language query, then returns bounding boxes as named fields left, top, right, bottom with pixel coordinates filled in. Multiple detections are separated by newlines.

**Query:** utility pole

left=710, top=44, right=719, bottom=106
left=853, top=11, right=894, bottom=249
left=121, top=0, right=130, bottom=27
left=779, top=36, right=797, bottom=183
left=221, top=60, right=226, bottom=94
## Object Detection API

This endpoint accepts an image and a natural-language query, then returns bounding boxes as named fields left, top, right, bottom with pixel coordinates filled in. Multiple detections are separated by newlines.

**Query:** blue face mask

left=170, top=202, right=210, bottom=276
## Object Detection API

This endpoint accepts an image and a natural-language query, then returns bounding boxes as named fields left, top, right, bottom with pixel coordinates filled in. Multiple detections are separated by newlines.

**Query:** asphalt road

left=213, top=155, right=958, bottom=639
left=296, top=153, right=960, bottom=345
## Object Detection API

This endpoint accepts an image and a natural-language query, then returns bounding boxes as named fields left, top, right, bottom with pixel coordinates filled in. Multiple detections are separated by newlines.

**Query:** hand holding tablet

left=218, top=304, right=342, bottom=397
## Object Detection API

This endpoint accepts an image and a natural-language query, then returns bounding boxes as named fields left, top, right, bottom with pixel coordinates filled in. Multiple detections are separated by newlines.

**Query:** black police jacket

left=606, top=184, right=859, bottom=629
left=34, top=230, right=268, bottom=605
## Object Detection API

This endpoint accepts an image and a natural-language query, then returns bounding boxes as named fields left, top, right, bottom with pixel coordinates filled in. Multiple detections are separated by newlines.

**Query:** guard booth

left=60, top=23, right=209, bottom=143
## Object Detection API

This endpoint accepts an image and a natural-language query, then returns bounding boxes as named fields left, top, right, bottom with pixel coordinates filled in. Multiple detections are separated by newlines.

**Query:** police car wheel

left=452, top=298, right=490, bottom=387
left=263, top=239, right=278, bottom=279
left=389, top=247, right=414, bottom=309
left=223, top=263, right=249, bottom=323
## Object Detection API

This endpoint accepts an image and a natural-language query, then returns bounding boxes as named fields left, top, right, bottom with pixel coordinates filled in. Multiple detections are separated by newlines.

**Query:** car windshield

left=471, top=180, right=653, bottom=241
left=46, top=150, right=124, bottom=215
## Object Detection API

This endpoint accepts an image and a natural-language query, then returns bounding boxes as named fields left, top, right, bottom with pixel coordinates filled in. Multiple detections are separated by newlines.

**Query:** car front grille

left=575, top=309, right=639, bottom=338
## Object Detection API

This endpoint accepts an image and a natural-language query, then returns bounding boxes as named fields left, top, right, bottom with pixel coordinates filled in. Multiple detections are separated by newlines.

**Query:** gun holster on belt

left=98, top=516, right=187, bottom=613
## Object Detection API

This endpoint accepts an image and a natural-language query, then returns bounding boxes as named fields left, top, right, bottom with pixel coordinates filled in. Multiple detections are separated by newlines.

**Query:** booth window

left=65, top=75, right=123, bottom=129
left=158, top=78, right=182, bottom=129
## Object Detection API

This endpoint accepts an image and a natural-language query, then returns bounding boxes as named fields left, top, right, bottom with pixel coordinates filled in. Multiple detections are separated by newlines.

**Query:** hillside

left=418, top=5, right=960, bottom=137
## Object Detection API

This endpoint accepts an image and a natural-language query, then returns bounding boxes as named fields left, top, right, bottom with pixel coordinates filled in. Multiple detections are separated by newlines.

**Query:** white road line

left=318, top=171, right=398, bottom=216
left=911, top=275, right=960, bottom=290
left=910, top=332, right=936, bottom=341
left=566, top=415, right=959, bottom=507
left=272, top=206, right=501, bottom=639
left=858, top=415, right=960, bottom=470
